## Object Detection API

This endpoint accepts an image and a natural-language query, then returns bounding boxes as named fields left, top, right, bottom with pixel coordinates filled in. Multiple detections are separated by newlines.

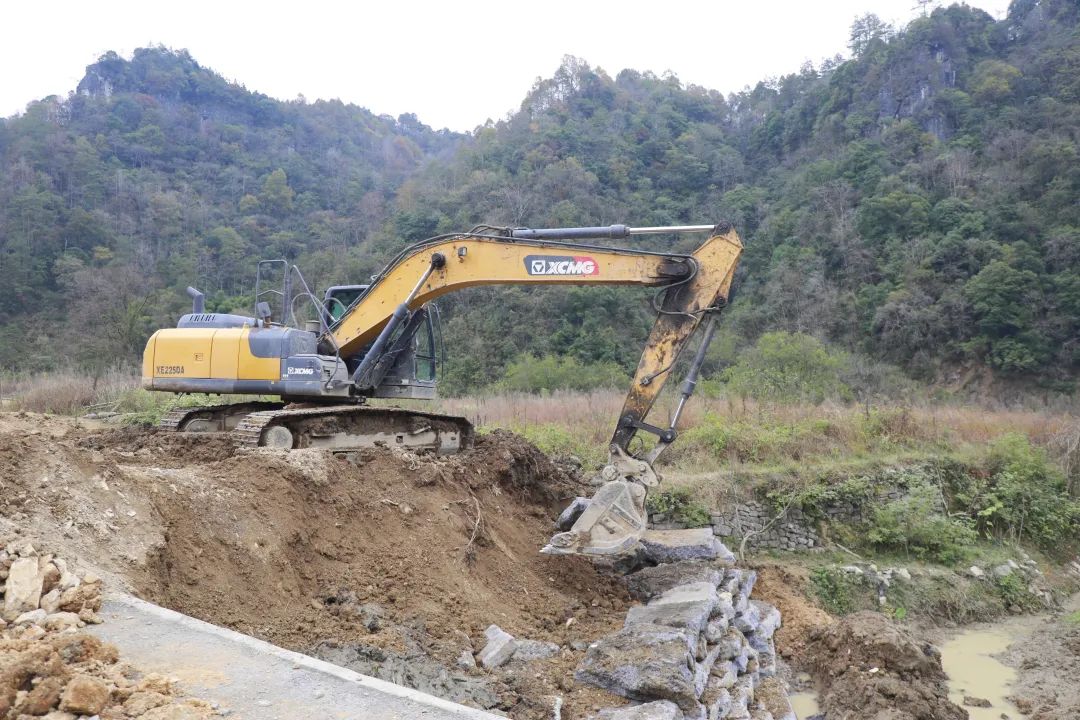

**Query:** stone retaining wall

left=649, top=482, right=941, bottom=553
left=578, top=528, right=796, bottom=720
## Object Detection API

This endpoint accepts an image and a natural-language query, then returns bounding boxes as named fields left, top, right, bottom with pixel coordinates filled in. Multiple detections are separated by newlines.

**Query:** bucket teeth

left=541, top=479, right=647, bottom=557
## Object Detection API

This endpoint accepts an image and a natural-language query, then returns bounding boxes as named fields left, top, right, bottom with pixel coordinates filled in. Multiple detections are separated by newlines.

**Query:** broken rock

left=556, top=497, right=591, bottom=531
left=14, top=608, right=47, bottom=625
left=456, top=650, right=477, bottom=670
left=43, top=611, right=83, bottom=631
left=751, top=600, right=782, bottom=640
left=586, top=700, right=683, bottom=720
left=59, top=675, right=110, bottom=715
left=625, top=582, right=720, bottom=636
left=40, top=588, right=63, bottom=614
left=702, top=677, right=733, bottom=720
left=478, top=624, right=518, bottom=669
left=512, top=639, right=561, bottom=663
left=4, top=556, right=45, bottom=619
left=733, top=601, right=761, bottom=634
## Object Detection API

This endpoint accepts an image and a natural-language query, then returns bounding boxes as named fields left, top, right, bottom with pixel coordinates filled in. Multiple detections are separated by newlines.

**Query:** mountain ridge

left=0, top=0, right=1076, bottom=394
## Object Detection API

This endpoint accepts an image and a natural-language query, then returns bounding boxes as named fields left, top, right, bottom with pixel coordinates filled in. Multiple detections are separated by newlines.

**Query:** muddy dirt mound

left=0, top=412, right=628, bottom=718
left=1002, top=613, right=1080, bottom=719
left=77, top=426, right=239, bottom=463
left=805, top=611, right=966, bottom=720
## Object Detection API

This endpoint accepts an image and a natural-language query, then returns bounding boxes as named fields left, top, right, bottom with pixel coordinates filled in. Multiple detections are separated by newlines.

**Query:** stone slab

left=478, top=624, right=517, bottom=669
left=585, top=700, right=683, bottom=720
left=624, top=561, right=725, bottom=602
left=640, top=529, right=735, bottom=565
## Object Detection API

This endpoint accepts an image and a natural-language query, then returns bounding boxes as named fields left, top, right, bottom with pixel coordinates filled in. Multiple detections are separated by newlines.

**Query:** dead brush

left=6, top=368, right=139, bottom=415
left=455, top=496, right=487, bottom=566
left=1049, top=420, right=1080, bottom=496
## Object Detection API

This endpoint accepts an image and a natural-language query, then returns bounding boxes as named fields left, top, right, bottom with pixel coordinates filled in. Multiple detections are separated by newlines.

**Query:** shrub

left=646, top=488, right=711, bottom=528
left=950, top=433, right=1080, bottom=554
left=497, top=354, right=628, bottom=394
left=782, top=474, right=874, bottom=520
left=861, top=406, right=923, bottom=444
left=993, top=573, right=1041, bottom=612
left=809, top=567, right=860, bottom=615
left=867, top=482, right=977, bottom=564
left=721, top=332, right=851, bottom=404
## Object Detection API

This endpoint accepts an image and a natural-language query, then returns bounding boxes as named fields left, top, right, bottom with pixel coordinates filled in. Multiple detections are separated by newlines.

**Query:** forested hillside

left=1, top=0, right=1077, bottom=395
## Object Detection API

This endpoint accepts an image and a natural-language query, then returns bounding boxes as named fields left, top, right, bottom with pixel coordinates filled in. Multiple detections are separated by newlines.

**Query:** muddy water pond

left=788, top=690, right=820, bottom=717
left=940, top=620, right=1035, bottom=720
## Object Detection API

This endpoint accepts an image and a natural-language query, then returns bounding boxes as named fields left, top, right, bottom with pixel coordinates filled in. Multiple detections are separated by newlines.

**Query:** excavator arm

left=330, top=222, right=742, bottom=557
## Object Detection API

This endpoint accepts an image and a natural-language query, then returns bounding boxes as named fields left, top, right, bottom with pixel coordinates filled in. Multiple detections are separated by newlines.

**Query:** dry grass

left=437, top=390, right=1074, bottom=444
left=435, top=390, right=1079, bottom=476
left=2, top=368, right=140, bottom=415
left=2, top=371, right=1076, bottom=484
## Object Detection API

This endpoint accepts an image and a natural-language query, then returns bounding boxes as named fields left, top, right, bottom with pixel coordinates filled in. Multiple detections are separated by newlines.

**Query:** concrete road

left=89, top=593, right=506, bottom=720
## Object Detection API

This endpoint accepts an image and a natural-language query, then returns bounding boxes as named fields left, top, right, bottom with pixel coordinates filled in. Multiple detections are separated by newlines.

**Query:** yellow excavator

left=142, top=222, right=742, bottom=556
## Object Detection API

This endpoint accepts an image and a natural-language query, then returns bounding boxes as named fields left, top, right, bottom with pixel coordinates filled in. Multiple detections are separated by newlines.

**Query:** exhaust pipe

left=186, top=286, right=205, bottom=314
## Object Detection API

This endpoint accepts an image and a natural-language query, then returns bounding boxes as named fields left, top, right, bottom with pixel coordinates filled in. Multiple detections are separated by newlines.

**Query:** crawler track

left=231, top=405, right=474, bottom=454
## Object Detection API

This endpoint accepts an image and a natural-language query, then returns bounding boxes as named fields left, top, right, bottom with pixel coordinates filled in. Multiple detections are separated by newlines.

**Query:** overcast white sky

left=3, top=0, right=1011, bottom=132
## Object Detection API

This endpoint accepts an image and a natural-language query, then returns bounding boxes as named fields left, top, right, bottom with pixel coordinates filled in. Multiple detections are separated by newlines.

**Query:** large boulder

left=4, top=557, right=45, bottom=620
left=576, top=622, right=701, bottom=712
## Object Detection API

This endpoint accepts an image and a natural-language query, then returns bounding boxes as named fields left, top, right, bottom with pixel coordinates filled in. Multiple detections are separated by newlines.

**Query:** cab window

left=326, top=288, right=364, bottom=321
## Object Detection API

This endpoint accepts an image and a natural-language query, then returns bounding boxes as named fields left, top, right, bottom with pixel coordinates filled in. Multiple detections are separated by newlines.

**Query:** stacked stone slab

left=577, top=529, right=796, bottom=720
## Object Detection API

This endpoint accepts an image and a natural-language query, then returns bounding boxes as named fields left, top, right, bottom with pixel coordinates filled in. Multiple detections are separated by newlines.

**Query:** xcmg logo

left=524, top=255, right=599, bottom=276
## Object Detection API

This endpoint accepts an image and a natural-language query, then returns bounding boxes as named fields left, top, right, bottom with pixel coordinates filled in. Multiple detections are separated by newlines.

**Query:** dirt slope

left=805, top=611, right=967, bottom=720
left=0, top=413, right=630, bottom=717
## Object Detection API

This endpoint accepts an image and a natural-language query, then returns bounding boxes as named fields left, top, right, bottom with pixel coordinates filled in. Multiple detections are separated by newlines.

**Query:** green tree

left=849, top=14, right=892, bottom=56
left=259, top=169, right=295, bottom=216
left=969, top=60, right=1021, bottom=103
left=722, top=332, right=850, bottom=404
left=964, top=261, right=1038, bottom=337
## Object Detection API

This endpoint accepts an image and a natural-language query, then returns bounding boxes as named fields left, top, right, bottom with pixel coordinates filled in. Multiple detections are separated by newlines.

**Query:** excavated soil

left=1001, top=606, right=1080, bottom=719
left=0, top=412, right=632, bottom=718
left=750, top=562, right=833, bottom=661
left=0, top=629, right=217, bottom=719
left=804, top=611, right=966, bottom=720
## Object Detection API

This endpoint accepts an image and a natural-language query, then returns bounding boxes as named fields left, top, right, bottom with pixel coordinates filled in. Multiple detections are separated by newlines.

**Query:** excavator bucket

left=541, top=447, right=657, bottom=557
left=541, top=480, right=647, bottom=556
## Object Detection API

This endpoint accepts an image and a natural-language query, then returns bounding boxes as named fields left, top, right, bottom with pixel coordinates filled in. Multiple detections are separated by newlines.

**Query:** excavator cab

left=323, top=284, right=444, bottom=398
left=323, top=285, right=368, bottom=322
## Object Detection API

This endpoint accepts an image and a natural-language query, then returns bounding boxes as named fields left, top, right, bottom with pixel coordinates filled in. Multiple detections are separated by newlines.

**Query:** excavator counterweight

left=141, top=222, right=742, bottom=557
